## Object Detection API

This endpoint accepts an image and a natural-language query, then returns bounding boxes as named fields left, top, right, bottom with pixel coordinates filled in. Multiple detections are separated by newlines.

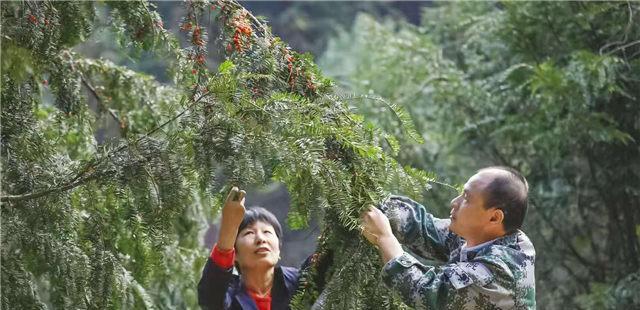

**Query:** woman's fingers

left=225, top=186, right=246, bottom=203
left=221, top=187, right=246, bottom=226
left=226, top=186, right=239, bottom=202
left=238, top=189, right=246, bottom=202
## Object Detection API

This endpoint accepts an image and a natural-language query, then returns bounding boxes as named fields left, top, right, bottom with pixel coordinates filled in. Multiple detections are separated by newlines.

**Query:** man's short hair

left=237, top=206, right=283, bottom=248
left=479, top=166, right=529, bottom=234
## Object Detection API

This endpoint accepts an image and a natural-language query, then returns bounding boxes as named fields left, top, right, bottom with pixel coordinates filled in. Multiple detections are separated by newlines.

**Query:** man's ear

left=490, top=208, right=504, bottom=225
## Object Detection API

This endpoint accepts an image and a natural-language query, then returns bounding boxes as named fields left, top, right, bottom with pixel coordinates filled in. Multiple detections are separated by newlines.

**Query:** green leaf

left=218, top=60, right=236, bottom=75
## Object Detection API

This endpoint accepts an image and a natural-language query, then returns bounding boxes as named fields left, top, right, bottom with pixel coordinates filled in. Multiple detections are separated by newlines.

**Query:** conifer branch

left=1, top=92, right=208, bottom=204
left=1, top=173, right=100, bottom=203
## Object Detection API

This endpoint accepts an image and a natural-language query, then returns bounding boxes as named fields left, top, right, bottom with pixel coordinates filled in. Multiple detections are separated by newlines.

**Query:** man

left=361, top=166, right=535, bottom=309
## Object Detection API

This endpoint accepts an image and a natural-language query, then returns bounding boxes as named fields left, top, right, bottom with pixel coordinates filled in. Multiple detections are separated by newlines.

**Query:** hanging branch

left=1, top=91, right=209, bottom=204
left=0, top=172, right=101, bottom=204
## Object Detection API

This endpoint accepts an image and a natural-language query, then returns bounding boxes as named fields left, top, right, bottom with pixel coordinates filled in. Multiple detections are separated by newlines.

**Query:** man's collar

left=491, top=230, right=520, bottom=247
left=460, top=239, right=495, bottom=261
left=462, top=239, right=496, bottom=252
left=459, top=231, right=521, bottom=261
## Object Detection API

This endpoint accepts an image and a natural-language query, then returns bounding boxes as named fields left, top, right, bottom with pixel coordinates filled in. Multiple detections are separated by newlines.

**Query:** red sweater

left=211, top=244, right=272, bottom=310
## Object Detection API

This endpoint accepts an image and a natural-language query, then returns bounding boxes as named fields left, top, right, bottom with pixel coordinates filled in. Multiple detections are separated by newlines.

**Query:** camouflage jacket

left=379, top=195, right=536, bottom=310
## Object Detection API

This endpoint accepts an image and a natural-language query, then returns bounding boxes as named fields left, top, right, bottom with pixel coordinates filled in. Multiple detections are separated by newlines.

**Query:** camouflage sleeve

left=379, top=195, right=460, bottom=261
left=381, top=252, right=497, bottom=310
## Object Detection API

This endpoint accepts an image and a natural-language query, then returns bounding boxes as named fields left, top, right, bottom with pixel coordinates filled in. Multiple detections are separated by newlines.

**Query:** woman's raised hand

left=222, top=186, right=246, bottom=225
left=217, top=186, right=247, bottom=251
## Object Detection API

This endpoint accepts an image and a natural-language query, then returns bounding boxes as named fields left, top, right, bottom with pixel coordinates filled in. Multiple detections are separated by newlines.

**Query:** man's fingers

left=361, top=205, right=376, bottom=218
left=370, top=205, right=383, bottom=215
left=361, top=206, right=382, bottom=222
left=360, top=223, right=380, bottom=246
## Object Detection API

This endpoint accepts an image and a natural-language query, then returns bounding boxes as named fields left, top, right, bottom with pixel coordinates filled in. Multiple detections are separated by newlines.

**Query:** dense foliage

left=1, top=1, right=438, bottom=309
left=4, top=1, right=638, bottom=309
left=320, top=1, right=640, bottom=309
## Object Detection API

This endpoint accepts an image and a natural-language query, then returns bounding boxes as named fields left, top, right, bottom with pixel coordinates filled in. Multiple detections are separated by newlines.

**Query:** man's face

left=449, top=171, right=496, bottom=240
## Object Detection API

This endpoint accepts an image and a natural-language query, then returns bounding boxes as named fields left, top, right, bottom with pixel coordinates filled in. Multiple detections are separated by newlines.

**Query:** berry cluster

left=26, top=12, right=53, bottom=28
left=229, top=10, right=252, bottom=52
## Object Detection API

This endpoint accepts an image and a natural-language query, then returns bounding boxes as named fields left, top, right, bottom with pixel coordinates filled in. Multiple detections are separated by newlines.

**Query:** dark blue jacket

left=198, top=258, right=300, bottom=310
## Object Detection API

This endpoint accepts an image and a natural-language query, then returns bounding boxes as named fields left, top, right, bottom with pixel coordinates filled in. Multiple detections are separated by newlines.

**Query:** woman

left=198, top=187, right=300, bottom=310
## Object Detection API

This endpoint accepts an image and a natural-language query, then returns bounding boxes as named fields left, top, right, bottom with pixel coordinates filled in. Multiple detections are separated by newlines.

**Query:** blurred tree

left=241, top=1, right=424, bottom=56
left=320, top=1, right=640, bottom=309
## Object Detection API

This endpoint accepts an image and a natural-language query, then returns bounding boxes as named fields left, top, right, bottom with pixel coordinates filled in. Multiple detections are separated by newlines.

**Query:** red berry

left=181, top=22, right=192, bottom=31
left=192, top=69, right=197, bottom=74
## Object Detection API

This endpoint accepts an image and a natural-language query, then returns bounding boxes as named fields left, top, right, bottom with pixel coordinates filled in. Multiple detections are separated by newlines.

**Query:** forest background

left=1, top=1, right=639, bottom=310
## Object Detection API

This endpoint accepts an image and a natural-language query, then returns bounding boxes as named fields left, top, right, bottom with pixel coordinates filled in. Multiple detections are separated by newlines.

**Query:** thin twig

left=598, top=2, right=634, bottom=55
left=142, top=162, right=162, bottom=207
left=81, top=76, right=122, bottom=126
left=606, top=39, right=640, bottom=56
left=427, top=179, right=460, bottom=194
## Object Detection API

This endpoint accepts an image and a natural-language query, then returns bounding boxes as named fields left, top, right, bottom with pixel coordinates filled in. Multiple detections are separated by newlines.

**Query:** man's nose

left=450, top=196, right=460, bottom=209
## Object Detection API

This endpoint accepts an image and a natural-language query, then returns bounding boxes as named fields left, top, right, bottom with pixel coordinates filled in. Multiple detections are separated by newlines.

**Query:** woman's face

left=235, top=220, right=280, bottom=270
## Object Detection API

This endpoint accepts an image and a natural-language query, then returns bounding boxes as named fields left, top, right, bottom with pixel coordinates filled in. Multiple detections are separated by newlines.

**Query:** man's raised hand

left=361, top=206, right=403, bottom=263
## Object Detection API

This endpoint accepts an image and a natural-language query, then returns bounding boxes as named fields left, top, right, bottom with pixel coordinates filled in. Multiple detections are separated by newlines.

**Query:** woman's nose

left=255, top=232, right=266, bottom=244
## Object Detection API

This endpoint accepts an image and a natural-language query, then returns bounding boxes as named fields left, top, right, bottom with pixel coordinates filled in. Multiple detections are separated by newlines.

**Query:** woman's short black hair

left=236, top=207, right=283, bottom=247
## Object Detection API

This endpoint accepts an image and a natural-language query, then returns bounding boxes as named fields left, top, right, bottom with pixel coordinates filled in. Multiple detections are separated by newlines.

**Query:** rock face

left=203, top=183, right=320, bottom=267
